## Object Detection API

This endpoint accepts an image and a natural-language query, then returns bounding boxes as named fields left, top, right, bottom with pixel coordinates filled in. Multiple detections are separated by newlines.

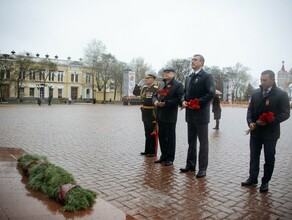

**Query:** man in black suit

left=180, top=54, right=215, bottom=178
left=241, top=70, right=290, bottom=192
left=153, top=67, right=184, bottom=166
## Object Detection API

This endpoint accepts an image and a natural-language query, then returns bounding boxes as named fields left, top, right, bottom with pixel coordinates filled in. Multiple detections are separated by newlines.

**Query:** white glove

left=138, top=79, right=146, bottom=86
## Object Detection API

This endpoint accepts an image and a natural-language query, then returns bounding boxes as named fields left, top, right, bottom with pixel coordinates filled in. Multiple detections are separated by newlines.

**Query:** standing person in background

left=212, top=94, right=221, bottom=129
left=153, top=67, right=184, bottom=166
left=180, top=54, right=215, bottom=178
left=133, top=70, right=158, bottom=157
left=48, top=95, right=52, bottom=106
left=242, top=70, right=290, bottom=192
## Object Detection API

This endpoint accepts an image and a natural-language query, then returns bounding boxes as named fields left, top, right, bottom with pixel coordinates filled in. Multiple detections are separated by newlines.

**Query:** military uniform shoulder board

left=153, top=85, right=158, bottom=89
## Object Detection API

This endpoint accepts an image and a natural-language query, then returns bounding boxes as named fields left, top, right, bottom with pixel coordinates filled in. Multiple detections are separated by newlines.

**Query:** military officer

left=133, top=70, right=158, bottom=157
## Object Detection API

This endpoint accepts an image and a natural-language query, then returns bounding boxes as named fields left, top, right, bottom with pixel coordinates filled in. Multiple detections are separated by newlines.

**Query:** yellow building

left=0, top=53, right=120, bottom=103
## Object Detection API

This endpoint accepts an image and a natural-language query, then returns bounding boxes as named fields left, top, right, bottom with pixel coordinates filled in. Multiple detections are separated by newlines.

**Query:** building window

left=86, top=73, right=91, bottom=83
left=19, top=87, right=24, bottom=97
left=0, top=69, right=4, bottom=79
left=19, top=70, right=25, bottom=80
left=39, top=71, right=45, bottom=81
left=48, top=71, right=55, bottom=81
left=71, top=72, right=78, bottom=82
left=1, top=68, right=10, bottom=79
left=6, top=69, right=10, bottom=79
left=29, top=88, right=35, bottom=97
left=29, top=70, right=36, bottom=80
left=58, top=89, right=62, bottom=98
left=58, top=71, right=63, bottom=82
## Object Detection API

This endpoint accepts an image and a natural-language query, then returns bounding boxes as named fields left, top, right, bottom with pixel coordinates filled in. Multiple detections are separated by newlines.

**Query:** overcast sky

left=1, top=0, right=291, bottom=81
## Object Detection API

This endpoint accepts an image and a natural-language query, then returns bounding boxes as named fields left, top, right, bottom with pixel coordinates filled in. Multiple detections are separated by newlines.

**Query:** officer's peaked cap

left=145, top=70, right=157, bottom=79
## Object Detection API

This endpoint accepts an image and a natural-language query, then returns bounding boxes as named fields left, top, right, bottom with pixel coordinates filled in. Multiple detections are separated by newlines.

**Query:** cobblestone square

left=0, top=104, right=291, bottom=219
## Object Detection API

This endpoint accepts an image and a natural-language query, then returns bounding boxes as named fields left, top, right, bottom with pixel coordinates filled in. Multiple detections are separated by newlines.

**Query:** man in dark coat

left=133, top=70, right=158, bottom=157
left=180, top=54, right=215, bottom=178
left=153, top=67, right=184, bottom=166
left=242, top=70, right=290, bottom=192
left=212, top=95, right=221, bottom=129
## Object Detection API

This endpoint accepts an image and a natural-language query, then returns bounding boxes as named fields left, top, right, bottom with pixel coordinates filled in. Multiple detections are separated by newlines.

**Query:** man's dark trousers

left=249, top=135, right=277, bottom=183
left=186, top=123, right=209, bottom=170
left=158, top=121, right=176, bottom=162
left=143, top=120, right=156, bottom=154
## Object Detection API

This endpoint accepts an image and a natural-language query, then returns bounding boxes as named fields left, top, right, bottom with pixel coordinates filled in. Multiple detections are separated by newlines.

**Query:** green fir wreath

left=18, top=154, right=97, bottom=212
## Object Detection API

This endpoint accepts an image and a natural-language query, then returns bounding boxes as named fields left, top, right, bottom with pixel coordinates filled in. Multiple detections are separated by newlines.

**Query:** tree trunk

left=103, top=84, right=106, bottom=103
left=114, top=86, right=117, bottom=101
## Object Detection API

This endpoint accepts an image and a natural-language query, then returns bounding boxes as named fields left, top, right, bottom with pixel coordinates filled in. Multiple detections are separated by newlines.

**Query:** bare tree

left=0, top=54, right=14, bottom=101
left=129, top=57, right=151, bottom=82
left=99, top=53, right=116, bottom=103
left=166, top=58, right=191, bottom=83
left=12, top=52, right=34, bottom=99
left=204, top=66, right=226, bottom=93
left=243, top=83, right=255, bottom=101
left=223, top=63, right=251, bottom=101
left=111, top=61, right=127, bottom=101
left=83, top=39, right=106, bottom=101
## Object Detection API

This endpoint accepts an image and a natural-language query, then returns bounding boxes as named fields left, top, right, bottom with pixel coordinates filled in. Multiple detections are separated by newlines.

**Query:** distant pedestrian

left=48, top=96, right=52, bottom=106
left=241, top=70, right=290, bottom=192
left=37, top=98, right=42, bottom=106
left=153, top=67, right=184, bottom=166
left=212, top=94, right=221, bottom=129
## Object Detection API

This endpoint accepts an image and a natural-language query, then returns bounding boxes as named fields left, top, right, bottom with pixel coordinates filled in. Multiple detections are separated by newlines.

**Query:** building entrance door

left=71, top=87, right=78, bottom=100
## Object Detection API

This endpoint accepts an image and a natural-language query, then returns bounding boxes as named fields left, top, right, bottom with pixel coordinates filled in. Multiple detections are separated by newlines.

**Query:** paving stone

left=0, top=104, right=291, bottom=219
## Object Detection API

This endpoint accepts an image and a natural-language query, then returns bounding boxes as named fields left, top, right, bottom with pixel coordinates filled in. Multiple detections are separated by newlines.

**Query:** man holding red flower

left=180, top=54, right=215, bottom=178
left=242, top=70, right=290, bottom=192
left=153, top=67, right=184, bottom=166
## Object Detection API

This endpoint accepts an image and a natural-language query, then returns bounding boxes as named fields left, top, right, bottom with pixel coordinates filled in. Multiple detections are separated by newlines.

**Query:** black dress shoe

left=241, top=178, right=258, bottom=186
left=196, top=170, right=206, bottom=178
left=154, top=159, right=164, bottom=163
left=164, top=161, right=173, bottom=166
left=260, top=183, right=269, bottom=192
left=140, top=152, right=147, bottom=155
left=180, top=167, right=196, bottom=173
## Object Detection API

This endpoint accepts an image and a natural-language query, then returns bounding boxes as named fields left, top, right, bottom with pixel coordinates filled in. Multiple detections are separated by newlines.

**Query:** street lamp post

left=43, top=54, right=50, bottom=101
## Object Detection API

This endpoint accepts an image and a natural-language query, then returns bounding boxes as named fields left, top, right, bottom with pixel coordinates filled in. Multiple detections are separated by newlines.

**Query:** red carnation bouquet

left=245, top=111, right=274, bottom=135
left=259, top=111, right=274, bottom=124
left=157, top=89, right=170, bottom=97
left=186, top=98, right=201, bottom=110
left=157, top=89, right=170, bottom=101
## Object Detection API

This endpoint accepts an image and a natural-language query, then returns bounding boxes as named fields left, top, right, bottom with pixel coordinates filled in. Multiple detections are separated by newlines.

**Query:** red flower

left=245, top=111, right=275, bottom=135
left=186, top=98, right=200, bottom=110
left=157, top=89, right=164, bottom=94
left=157, top=89, right=170, bottom=101
left=259, top=111, right=274, bottom=124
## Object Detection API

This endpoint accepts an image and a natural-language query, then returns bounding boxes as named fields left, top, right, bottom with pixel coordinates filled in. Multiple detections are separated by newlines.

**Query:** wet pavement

left=0, top=148, right=127, bottom=220
left=0, top=104, right=291, bottom=219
